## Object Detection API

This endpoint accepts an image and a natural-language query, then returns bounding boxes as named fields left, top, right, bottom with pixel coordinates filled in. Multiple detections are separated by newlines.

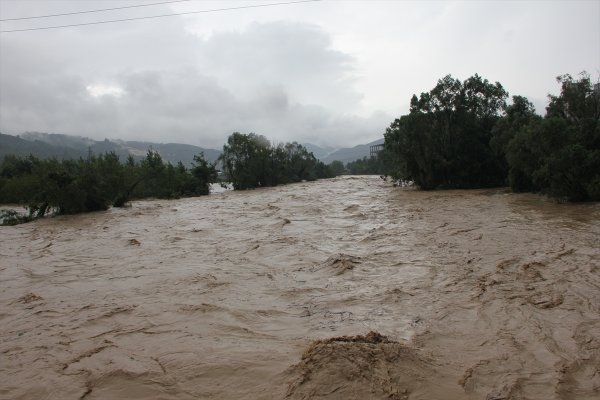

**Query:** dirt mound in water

left=285, top=331, right=457, bottom=399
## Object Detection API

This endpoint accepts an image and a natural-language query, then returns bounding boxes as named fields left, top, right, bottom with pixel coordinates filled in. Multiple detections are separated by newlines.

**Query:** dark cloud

left=5, top=0, right=593, bottom=149
left=0, top=1, right=387, bottom=149
left=197, top=21, right=362, bottom=111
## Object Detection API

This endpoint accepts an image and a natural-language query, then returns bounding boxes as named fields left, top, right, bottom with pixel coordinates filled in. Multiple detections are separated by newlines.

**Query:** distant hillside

left=123, top=141, right=221, bottom=164
left=323, top=138, right=384, bottom=164
left=1, top=132, right=221, bottom=166
left=0, top=133, right=87, bottom=160
left=302, top=143, right=336, bottom=161
left=1, top=132, right=383, bottom=166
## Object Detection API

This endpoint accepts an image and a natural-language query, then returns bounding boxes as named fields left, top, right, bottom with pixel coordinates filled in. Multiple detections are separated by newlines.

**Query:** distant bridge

left=369, top=144, right=384, bottom=158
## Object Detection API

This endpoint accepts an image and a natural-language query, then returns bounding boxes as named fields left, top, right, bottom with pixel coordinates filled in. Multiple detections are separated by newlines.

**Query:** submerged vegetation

left=0, top=72, right=597, bottom=226
left=0, top=133, right=336, bottom=224
left=219, top=132, right=334, bottom=190
left=0, top=150, right=217, bottom=221
left=345, top=155, right=387, bottom=176
left=383, top=72, right=600, bottom=201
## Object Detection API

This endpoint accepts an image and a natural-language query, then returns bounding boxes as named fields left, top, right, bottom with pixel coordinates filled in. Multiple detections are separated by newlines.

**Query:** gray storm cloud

left=3, top=0, right=596, bottom=149
left=0, top=3, right=388, bottom=149
left=196, top=21, right=363, bottom=111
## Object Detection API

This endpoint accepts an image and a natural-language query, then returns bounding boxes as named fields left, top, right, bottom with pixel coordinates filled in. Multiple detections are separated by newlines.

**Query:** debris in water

left=320, top=254, right=361, bottom=275
left=18, top=293, right=43, bottom=304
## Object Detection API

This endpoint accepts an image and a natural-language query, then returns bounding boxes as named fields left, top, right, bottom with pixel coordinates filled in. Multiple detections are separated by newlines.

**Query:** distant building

left=370, top=144, right=384, bottom=158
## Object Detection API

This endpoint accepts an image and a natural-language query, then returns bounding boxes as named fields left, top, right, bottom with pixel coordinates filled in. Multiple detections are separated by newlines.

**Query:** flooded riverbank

left=1, top=176, right=599, bottom=399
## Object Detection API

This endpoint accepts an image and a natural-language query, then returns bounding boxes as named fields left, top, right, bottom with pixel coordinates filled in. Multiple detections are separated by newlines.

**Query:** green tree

left=385, top=74, right=508, bottom=189
left=346, top=156, right=387, bottom=175
left=0, top=148, right=217, bottom=223
left=135, top=149, right=168, bottom=198
left=506, top=72, right=600, bottom=201
left=190, top=153, right=218, bottom=195
left=219, top=132, right=330, bottom=189
left=19, top=156, right=116, bottom=216
left=284, top=142, right=319, bottom=182
left=0, top=155, right=36, bottom=204
left=491, top=95, right=542, bottom=182
left=220, top=133, right=270, bottom=190
left=329, top=160, right=345, bottom=176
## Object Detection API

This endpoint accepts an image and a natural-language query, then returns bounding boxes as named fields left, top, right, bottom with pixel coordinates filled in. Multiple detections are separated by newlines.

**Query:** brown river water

left=1, top=176, right=599, bottom=399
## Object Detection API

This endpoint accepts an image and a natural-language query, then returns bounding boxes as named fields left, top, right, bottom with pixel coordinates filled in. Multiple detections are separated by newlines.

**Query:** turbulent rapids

left=1, top=176, right=599, bottom=399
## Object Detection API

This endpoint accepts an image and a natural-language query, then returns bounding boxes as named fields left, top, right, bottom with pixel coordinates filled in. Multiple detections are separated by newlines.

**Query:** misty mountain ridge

left=301, top=143, right=337, bottom=160
left=1, top=132, right=221, bottom=166
left=322, top=138, right=384, bottom=164
left=1, top=132, right=383, bottom=165
left=302, top=139, right=386, bottom=163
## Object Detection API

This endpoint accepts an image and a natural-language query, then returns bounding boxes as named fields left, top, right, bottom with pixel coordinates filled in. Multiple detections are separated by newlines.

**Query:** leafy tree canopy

left=385, top=74, right=508, bottom=189
left=219, top=132, right=335, bottom=190
left=0, top=150, right=218, bottom=222
left=384, top=71, right=599, bottom=201
left=506, top=72, right=599, bottom=201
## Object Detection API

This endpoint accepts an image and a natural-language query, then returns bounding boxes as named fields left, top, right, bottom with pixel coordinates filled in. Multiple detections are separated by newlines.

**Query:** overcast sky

left=0, top=0, right=598, bottom=149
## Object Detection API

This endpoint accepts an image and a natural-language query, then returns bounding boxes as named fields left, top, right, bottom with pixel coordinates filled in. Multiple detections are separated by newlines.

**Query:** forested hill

left=0, top=133, right=86, bottom=160
left=1, top=131, right=385, bottom=165
left=322, top=138, right=384, bottom=164
left=0, top=132, right=221, bottom=165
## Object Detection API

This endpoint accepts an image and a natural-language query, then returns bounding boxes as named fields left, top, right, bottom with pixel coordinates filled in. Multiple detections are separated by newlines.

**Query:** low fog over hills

left=0, top=132, right=382, bottom=165
left=0, top=132, right=221, bottom=166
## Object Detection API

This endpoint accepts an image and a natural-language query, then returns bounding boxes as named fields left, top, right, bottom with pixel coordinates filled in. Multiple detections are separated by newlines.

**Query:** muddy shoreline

left=1, top=176, right=599, bottom=399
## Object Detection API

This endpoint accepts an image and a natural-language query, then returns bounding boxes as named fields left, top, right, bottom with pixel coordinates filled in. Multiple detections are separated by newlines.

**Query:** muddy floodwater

left=1, top=176, right=599, bottom=399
